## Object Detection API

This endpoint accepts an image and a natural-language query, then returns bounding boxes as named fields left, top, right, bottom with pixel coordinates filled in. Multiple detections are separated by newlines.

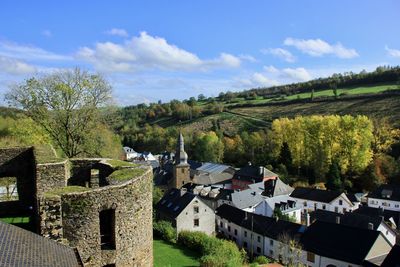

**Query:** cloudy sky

left=1, top=0, right=400, bottom=105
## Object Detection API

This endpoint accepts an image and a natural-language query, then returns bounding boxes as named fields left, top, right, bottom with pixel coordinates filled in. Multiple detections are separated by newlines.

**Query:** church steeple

left=175, top=132, right=188, bottom=165
left=171, top=132, right=190, bottom=188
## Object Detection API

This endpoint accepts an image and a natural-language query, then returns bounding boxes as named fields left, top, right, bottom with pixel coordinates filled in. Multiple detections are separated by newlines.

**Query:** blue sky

left=1, top=0, right=400, bottom=105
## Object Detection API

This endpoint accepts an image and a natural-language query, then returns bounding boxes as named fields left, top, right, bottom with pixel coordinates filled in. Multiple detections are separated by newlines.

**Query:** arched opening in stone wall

left=100, top=209, right=116, bottom=250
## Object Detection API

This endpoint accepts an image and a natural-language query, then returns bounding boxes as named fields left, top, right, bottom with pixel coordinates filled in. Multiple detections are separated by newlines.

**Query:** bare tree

left=277, top=232, right=305, bottom=267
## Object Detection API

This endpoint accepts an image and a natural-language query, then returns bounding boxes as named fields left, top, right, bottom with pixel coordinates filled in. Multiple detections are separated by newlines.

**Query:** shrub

left=153, top=220, right=176, bottom=243
left=178, top=231, right=245, bottom=267
left=253, top=255, right=271, bottom=264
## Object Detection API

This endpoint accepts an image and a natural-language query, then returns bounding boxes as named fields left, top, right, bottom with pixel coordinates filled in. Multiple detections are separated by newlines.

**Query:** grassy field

left=223, top=83, right=399, bottom=106
left=231, top=94, right=400, bottom=127
left=0, top=217, right=30, bottom=223
left=153, top=239, right=200, bottom=267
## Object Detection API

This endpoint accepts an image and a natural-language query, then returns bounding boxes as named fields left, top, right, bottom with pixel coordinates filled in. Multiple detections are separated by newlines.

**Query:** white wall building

left=254, top=195, right=301, bottom=223
left=367, top=185, right=400, bottom=212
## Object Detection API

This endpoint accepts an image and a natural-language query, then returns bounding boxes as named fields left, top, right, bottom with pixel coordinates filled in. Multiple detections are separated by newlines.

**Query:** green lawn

left=0, top=217, right=30, bottom=223
left=153, top=239, right=200, bottom=267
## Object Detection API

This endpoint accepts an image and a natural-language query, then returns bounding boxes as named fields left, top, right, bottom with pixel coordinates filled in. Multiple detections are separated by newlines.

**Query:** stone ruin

left=0, top=145, right=153, bottom=266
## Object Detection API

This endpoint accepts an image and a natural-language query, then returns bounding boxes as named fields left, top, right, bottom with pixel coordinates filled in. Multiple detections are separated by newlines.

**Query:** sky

left=1, top=0, right=400, bottom=106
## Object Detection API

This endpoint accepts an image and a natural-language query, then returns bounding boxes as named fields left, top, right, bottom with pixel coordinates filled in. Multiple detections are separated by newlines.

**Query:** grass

left=153, top=239, right=200, bottom=267
left=108, top=167, right=145, bottom=181
left=0, top=217, right=30, bottom=223
left=34, top=144, right=65, bottom=164
left=106, top=159, right=137, bottom=168
left=44, top=186, right=88, bottom=197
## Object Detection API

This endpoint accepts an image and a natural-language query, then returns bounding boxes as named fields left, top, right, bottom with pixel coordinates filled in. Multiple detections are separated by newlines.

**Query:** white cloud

left=264, top=65, right=279, bottom=73
left=0, top=56, right=37, bottom=75
left=0, top=41, right=72, bottom=61
left=252, top=72, right=280, bottom=86
left=284, top=37, right=359, bottom=58
left=41, top=30, right=52, bottom=37
left=105, top=28, right=129, bottom=37
left=238, top=54, right=257, bottom=62
left=261, top=48, right=296, bottom=62
left=77, top=31, right=241, bottom=72
left=385, top=46, right=400, bottom=58
left=282, top=67, right=312, bottom=81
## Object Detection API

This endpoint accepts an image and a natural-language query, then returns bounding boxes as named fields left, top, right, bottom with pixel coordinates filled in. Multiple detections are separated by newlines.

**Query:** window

left=304, top=201, right=307, bottom=206
left=100, top=209, right=116, bottom=250
left=395, top=204, right=399, bottom=208
left=194, top=219, right=199, bottom=227
left=256, top=247, right=261, bottom=253
left=243, top=242, right=248, bottom=248
left=314, top=203, right=317, bottom=210
left=334, top=207, right=338, bottom=212
left=234, top=229, right=237, bottom=235
left=343, top=208, right=347, bottom=213
left=220, top=221, right=223, bottom=228
left=228, top=226, right=231, bottom=232
left=307, top=252, right=315, bottom=263
left=244, top=231, right=247, bottom=237
left=270, top=239, right=273, bottom=246
left=269, top=250, right=273, bottom=256
left=322, top=204, right=326, bottom=210
left=257, top=236, right=261, bottom=242
left=194, top=206, right=199, bottom=214
left=339, top=200, right=343, bottom=205
left=181, top=168, right=185, bottom=174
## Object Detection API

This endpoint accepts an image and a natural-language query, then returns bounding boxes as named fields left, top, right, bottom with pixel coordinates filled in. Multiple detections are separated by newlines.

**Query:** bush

left=178, top=231, right=245, bottom=267
left=153, top=220, right=176, bottom=243
left=253, top=255, right=271, bottom=264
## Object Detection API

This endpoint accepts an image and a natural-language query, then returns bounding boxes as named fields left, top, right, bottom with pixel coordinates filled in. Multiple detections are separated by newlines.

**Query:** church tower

left=172, top=133, right=190, bottom=188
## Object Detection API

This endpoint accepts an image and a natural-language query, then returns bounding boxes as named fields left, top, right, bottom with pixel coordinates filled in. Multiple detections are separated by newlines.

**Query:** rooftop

left=290, top=187, right=344, bottom=203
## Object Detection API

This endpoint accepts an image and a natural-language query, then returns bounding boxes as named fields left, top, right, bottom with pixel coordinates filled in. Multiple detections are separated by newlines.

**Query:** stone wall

left=60, top=166, right=153, bottom=266
left=39, top=195, right=64, bottom=242
left=36, top=161, right=69, bottom=196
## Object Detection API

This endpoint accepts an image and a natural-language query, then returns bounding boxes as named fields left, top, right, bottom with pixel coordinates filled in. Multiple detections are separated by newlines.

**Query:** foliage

left=6, top=68, right=114, bottom=158
left=153, top=220, right=177, bottom=243
left=0, top=114, right=51, bottom=147
left=193, top=131, right=224, bottom=163
left=326, top=161, right=342, bottom=191
left=153, top=186, right=164, bottom=206
left=271, top=115, right=373, bottom=181
left=273, top=208, right=297, bottom=223
left=178, top=231, right=245, bottom=267
left=277, top=233, right=304, bottom=267
left=253, top=255, right=271, bottom=264
left=108, top=168, right=145, bottom=182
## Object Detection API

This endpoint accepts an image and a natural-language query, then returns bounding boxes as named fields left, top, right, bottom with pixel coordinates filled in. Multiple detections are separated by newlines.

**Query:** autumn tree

left=6, top=68, right=113, bottom=158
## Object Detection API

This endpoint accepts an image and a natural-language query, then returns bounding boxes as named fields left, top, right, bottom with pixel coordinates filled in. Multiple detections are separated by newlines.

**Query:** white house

left=311, top=209, right=398, bottom=246
left=254, top=195, right=302, bottom=223
left=290, top=187, right=358, bottom=215
left=301, top=220, right=392, bottom=267
left=123, top=146, right=139, bottom=160
left=367, top=184, right=400, bottom=212
left=156, top=188, right=215, bottom=235
left=216, top=204, right=392, bottom=267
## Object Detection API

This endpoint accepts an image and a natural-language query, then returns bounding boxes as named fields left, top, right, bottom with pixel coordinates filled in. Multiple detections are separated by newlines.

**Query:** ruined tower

left=172, top=133, right=190, bottom=188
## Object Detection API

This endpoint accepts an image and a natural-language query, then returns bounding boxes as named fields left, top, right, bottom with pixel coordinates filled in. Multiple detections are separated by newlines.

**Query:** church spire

left=175, top=132, right=188, bottom=165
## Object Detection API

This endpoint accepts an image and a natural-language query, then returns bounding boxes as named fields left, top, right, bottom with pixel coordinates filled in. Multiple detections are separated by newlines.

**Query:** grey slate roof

left=233, top=165, right=278, bottom=183
left=155, top=188, right=196, bottom=218
left=301, top=221, right=382, bottom=265
left=230, top=188, right=266, bottom=209
left=290, top=187, right=343, bottom=203
left=263, top=177, right=294, bottom=197
left=0, top=221, right=81, bottom=267
left=216, top=204, right=304, bottom=239
left=354, top=206, right=400, bottom=230
left=367, top=184, right=400, bottom=201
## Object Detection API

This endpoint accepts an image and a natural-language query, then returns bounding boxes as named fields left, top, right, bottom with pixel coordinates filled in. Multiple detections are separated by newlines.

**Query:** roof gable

left=155, top=188, right=196, bottom=218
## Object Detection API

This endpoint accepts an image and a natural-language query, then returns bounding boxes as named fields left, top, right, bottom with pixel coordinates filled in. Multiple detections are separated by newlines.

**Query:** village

left=124, top=133, right=400, bottom=267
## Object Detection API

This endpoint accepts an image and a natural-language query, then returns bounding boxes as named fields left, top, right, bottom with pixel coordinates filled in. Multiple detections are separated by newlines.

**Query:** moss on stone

left=34, top=144, right=65, bottom=164
left=45, top=186, right=88, bottom=197
left=106, top=159, right=137, bottom=168
left=108, top=168, right=145, bottom=182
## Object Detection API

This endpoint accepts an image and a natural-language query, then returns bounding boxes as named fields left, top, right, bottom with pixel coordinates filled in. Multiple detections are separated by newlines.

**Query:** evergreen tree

left=326, top=161, right=342, bottom=191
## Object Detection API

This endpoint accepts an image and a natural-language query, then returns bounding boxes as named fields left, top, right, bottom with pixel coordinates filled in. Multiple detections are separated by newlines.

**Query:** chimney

left=180, top=188, right=187, bottom=196
left=259, top=166, right=264, bottom=176
left=335, top=216, right=341, bottom=224
left=368, top=223, right=374, bottom=230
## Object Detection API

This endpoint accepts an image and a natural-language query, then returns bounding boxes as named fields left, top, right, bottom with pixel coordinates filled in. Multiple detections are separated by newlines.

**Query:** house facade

left=254, top=195, right=302, bottom=223
left=367, top=185, right=400, bottom=212
left=156, top=188, right=215, bottom=235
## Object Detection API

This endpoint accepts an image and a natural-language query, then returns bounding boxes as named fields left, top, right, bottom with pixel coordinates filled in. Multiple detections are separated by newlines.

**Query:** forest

left=1, top=66, right=400, bottom=193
